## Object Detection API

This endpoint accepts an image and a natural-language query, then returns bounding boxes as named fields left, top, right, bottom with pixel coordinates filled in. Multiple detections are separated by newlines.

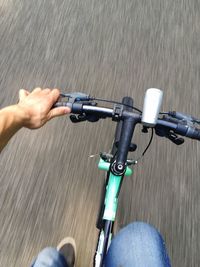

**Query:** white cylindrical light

left=141, top=88, right=163, bottom=127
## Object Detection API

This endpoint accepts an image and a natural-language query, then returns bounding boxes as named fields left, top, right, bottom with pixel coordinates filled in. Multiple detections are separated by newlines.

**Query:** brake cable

left=141, top=128, right=154, bottom=157
left=129, top=128, right=154, bottom=165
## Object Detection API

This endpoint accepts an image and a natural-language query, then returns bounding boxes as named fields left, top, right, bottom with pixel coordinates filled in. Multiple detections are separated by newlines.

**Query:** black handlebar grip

left=175, top=123, right=200, bottom=140
left=71, top=103, right=83, bottom=113
left=186, top=127, right=200, bottom=140
left=53, top=102, right=83, bottom=114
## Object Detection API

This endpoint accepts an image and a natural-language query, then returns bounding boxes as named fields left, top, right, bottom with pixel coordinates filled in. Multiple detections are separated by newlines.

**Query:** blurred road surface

left=0, top=0, right=200, bottom=266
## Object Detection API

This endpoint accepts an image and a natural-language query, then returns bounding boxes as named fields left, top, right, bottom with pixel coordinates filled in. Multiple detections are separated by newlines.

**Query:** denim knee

left=31, top=247, right=68, bottom=267
left=105, top=221, right=171, bottom=267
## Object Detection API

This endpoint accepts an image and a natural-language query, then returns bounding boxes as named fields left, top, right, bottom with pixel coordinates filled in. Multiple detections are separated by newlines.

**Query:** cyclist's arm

left=0, top=88, right=70, bottom=152
left=0, top=105, right=26, bottom=151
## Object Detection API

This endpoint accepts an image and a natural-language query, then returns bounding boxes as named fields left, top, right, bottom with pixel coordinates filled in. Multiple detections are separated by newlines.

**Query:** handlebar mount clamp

left=112, top=104, right=124, bottom=122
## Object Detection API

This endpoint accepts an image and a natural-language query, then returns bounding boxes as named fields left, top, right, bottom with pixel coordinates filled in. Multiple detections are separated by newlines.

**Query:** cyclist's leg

left=104, top=221, right=171, bottom=267
left=31, top=247, right=68, bottom=267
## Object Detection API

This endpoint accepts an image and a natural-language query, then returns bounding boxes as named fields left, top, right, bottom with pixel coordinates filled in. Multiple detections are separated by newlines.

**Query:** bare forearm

left=0, top=88, right=70, bottom=153
left=0, top=105, right=25, bottom=152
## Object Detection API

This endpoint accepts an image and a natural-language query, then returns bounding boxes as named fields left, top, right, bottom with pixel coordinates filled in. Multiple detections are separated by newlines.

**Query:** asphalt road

left=1, top=0, right=200, bottom=266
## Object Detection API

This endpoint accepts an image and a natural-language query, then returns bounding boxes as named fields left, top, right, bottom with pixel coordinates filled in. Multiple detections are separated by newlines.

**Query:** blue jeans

left=32, top=222, right=171, bottom=267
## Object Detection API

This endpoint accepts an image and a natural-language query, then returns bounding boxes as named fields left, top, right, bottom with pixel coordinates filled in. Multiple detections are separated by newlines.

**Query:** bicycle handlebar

left=54, top=100, right=200, bottom=141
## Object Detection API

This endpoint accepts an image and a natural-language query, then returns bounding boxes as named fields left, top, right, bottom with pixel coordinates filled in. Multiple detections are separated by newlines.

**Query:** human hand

left=16, top=88, right=71, bottom=129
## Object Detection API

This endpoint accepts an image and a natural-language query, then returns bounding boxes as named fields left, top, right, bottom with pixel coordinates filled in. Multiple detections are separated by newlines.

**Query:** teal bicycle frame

left=94, top=158, right=133, bottom=266
left=98, top=158, right=132, bottom=221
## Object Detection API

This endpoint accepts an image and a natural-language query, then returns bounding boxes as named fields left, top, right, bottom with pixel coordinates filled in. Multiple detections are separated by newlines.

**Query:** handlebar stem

left=111, top=116, right=139, bottom=175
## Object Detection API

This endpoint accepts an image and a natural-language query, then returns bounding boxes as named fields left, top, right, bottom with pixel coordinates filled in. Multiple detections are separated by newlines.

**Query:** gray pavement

left=0, top=0, right=200, bottom=266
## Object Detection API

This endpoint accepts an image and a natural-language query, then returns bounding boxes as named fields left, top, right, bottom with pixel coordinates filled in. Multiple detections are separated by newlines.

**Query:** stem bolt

left=118, top=164, right=123, bottom=170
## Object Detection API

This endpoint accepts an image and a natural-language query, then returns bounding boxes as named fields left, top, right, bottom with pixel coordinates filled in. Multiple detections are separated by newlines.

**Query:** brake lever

left=70, top=114, right=87, bottom=123
left=53, top=92, right=96, bottom=109
left=155, top=125, right=184, bottom=145
left=70, top=113, right=100, bottom=123
left=167, top=132, right=184, bottom=145
left=168, top=111, right=200, bottom=125
left=60, top=92, right=92, bottom=101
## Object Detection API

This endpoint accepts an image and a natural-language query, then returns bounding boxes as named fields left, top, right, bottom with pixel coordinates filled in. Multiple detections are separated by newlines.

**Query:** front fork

left=94, top=221, right=113, bottom=267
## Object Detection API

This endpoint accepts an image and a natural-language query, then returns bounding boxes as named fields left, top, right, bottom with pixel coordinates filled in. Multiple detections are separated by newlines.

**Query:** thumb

left=48, top=107, right=71, bottom=120
left=19, top=89, right=29, bottom=101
